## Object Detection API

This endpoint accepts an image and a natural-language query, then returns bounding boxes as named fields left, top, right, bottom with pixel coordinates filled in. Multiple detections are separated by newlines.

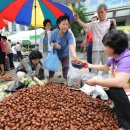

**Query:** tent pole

left=34, top=0, right=37, bottom=45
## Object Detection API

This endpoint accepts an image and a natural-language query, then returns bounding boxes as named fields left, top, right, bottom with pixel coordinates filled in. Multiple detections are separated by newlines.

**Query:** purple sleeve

left=106, top=58, right=113, bottom=66
left=117, top=56, right=130, bottom=73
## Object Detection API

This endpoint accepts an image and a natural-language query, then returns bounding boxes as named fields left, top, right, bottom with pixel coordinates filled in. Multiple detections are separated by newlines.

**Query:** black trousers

left=17, top=51, right=23, bottom=62
left=106, top=88, right=130, bottom=129
left=87, top=43, right=92, bottom=72
left=7, top=53, right=15, bottom=68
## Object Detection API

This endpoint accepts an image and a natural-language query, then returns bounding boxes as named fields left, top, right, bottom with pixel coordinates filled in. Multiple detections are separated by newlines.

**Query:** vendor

left=16, top=50, right=45, bottom=86
left=84, top=30, right=130, bottom=129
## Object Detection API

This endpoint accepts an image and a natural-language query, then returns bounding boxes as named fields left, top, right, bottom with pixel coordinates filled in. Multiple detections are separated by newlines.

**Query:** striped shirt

left=85, top=19, right=111, bottom=51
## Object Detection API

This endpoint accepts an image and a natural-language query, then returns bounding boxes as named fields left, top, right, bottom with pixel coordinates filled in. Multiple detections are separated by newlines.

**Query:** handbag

left=43, top=49, right=60, bottom=72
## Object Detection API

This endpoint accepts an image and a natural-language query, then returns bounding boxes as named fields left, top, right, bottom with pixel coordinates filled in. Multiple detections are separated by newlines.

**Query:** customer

left=49, top=15, right=77, bottom=79
left=84, top=30, right=130, bottom=129
left=11, top=44, right=17, bottom=61
left=0, top=34, right=4, bottom=75
left=39, top=19, right=52, bottom=59
left=5, top=38, right=15, bottom=69
left=15, top=50, right=45, bottom=85
left=15, top=42, right=23, bottom=62
left=84, top=15, right=98, bottom=72
left=5, top=50, right=45, bottom=92
left=75, top=4, right=116, bottom=74
left=0, top=35, right=7, bottom=75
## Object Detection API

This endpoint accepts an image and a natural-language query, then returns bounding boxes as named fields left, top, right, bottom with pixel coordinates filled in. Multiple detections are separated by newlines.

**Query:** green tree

left=70, top=3, right=87, bottom=37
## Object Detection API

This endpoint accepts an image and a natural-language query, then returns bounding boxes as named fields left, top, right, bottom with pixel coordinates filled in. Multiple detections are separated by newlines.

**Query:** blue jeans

left=87, top=43, right=92, bottom=72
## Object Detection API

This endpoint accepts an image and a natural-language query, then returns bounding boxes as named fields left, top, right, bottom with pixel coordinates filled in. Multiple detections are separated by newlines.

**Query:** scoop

left=71, top=60, right=88, bottom=69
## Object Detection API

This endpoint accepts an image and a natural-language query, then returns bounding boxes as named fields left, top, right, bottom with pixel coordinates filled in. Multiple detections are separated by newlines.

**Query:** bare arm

left=33, top=76, right=45, bottom=86
left=75, top=14, right=88, bottom=29
left=69, top=44, right=77, bottom=60
left=94, top=72, right=130, bottom=88
left=88, top=64, right=110, bottom=72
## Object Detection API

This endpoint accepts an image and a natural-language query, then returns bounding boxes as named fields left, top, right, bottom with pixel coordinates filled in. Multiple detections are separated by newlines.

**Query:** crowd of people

left=0, top=35, right=23, bottom=75
left=0, top=3, right=130, bottom=130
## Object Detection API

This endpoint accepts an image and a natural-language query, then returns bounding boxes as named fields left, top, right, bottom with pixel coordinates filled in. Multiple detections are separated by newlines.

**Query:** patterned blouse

left=16, top=57, right=43, bottom=77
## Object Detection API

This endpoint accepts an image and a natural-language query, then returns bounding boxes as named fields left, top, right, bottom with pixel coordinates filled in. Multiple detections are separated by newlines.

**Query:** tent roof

left=8, top=28, right=43, bottom=42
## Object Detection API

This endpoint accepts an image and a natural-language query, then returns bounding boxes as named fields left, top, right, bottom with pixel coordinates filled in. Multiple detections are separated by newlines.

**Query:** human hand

left=82, top=79, right=88, bottom=85
left=54, top=43, right=61, bottom=49
left=83, top=47, right=86, bottom=53
left=86, top=78, right=97, bottom=86
left=38, top=81, right=45, bottom=86
left=81, top=60, right=88, bottom=68
left=110, top=19, right=116, bottom=24
left=110, top=19, right=116, bottom=30
left=72, top=56, right=78, bottom=62
left=74, top=13, right=79, bottom=21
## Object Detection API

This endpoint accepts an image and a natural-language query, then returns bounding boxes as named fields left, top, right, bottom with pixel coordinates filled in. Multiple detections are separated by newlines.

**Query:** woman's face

left=104, top=45, right=114, bottom=57
left=44, top=22, right=51, bottom=31
left=32, top=59, right=40, bottom=65
left=58, top=19, right=70, bottom=33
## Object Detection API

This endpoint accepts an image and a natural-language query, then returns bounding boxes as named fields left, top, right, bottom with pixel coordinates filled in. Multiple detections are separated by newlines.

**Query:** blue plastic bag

left=43, top=49, right=60, bottom=72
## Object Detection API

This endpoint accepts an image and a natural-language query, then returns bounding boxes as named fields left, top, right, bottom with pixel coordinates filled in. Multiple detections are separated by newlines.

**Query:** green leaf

left=70, top=3, right=87, bottom=37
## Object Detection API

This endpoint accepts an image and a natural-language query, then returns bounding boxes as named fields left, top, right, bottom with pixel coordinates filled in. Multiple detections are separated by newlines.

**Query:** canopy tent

left=8, top=28, right=43, bottom=43
left=0, top=0, right=74, bottom=44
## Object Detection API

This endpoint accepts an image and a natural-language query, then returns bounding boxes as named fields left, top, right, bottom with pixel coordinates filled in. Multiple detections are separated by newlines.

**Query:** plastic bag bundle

left=67, top=64, right=96, bottom=88
left=80, top=84, right=108, bottom=100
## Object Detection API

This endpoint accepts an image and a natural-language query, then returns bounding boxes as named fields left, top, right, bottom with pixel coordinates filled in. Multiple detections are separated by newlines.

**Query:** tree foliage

left=70, top=3, right=87, bottom=37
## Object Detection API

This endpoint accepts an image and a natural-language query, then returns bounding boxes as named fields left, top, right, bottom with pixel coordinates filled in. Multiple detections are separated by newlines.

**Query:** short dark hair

left=97, top=4, right=107, bottom=11
left=56, top=15, right=70, bottom=29
left=29, top=50, right=43, bottom=60
left=43, top=19, right=51, bottom=27
left=102, top=30, right=128, bottom=55
left=1, top=36, right=7, bottom=40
